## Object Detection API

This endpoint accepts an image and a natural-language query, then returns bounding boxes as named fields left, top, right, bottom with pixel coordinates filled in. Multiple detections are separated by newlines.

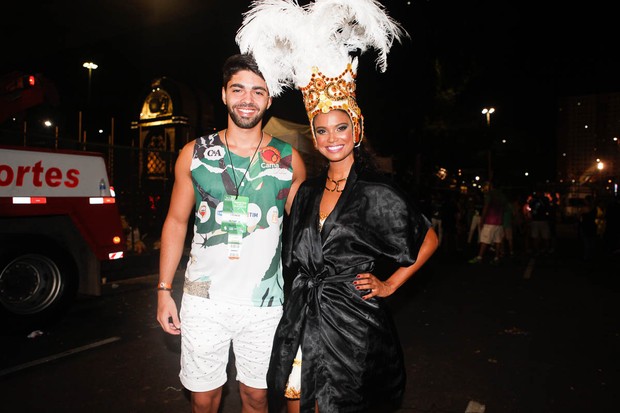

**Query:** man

left=469, top=186, right=506, bottom=264
left=156, top=53, right=306, bottom=413
left=528, top=191, right=551, bottom=256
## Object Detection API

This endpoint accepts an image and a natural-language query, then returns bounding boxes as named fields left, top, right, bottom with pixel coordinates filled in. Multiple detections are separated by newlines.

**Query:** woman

left=267, top=108, right=439, bottom=412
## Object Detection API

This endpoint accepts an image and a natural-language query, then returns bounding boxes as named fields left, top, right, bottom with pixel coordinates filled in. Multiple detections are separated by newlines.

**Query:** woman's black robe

left=267, top=166, right=432, bottom=413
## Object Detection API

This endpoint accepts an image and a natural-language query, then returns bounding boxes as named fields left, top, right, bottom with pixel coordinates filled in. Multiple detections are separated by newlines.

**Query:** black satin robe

left=267, top=166, right=432, bottom=413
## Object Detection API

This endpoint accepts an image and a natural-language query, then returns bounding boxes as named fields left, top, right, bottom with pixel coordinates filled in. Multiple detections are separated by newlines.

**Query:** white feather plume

left=235, top=0, right=408, bottom=97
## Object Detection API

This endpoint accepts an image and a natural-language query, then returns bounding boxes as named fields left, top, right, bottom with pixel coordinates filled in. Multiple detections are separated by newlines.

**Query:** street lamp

left=481, top=107, right=496, bottom=185
left=83, top=61, right=98, bottom=104
left=596, top=159, right=605, bottom=192
left=482, top=107, right=495, bottom=127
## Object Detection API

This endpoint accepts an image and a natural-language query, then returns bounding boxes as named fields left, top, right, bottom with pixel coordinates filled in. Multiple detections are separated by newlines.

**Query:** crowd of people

left=419, top=182, right=620, bottom=264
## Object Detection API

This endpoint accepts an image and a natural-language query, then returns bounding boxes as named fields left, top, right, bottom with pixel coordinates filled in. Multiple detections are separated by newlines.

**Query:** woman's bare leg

left=286, top=399, right=300, bottom=413
left=286, top=398, right=318, bottom=413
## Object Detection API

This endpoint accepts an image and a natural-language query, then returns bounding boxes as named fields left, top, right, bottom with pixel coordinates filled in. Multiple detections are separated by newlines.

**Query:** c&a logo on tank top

left=260, top=146, right=281, bottom=169
left=204, top=145, right=225, bottom=161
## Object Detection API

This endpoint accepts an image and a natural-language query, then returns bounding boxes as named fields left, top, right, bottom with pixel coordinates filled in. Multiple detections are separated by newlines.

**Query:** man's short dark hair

left=222, top=53, right=265, bottom=89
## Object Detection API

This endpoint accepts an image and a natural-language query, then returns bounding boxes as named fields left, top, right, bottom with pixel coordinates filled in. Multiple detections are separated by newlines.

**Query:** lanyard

left=223, top=130, right=263, bottom=198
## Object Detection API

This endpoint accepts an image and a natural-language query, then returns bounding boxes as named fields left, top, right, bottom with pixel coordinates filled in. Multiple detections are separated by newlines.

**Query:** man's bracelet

left=157, top=282, right=173, bottom=291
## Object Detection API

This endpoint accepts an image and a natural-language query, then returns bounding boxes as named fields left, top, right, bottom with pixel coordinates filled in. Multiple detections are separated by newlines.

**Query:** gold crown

left=300, top=63, right=364, bottom=145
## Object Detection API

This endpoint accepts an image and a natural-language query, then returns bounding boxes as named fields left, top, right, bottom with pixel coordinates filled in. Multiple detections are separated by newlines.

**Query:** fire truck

left=0, top=145, right=126, bottom=330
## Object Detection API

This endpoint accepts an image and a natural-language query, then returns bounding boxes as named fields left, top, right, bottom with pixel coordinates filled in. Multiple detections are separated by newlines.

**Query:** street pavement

left=2, top=223, right=617, bottom=413
left=390, top=224, right=619, bottom=413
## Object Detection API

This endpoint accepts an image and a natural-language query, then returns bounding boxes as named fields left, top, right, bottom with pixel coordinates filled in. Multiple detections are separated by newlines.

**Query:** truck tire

left=0, top=251, right=78, bottom=331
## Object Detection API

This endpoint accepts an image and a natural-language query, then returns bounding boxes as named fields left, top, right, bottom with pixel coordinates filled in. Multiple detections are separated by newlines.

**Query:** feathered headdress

left=235, top=0, right=408, bottom=145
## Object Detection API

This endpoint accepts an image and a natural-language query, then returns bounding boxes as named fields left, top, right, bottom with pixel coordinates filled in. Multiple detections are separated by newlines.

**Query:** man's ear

left=221, top=87, right=227, bottom=105
left=266, top=96, right=272, bottom=110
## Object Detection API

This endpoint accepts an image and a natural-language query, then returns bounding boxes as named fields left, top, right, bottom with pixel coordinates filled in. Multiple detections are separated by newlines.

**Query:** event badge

left=221, top=195, right=249, bottom=259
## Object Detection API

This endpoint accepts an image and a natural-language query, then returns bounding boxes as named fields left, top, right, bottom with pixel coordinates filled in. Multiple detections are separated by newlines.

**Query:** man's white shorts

left=479, top=224, right=504, bottom=244
left=179, top=294, right=283, bottom=392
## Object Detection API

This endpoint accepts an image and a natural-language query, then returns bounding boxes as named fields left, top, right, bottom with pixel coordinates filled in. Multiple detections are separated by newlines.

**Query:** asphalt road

left=0, top=223, right=618, bottom=413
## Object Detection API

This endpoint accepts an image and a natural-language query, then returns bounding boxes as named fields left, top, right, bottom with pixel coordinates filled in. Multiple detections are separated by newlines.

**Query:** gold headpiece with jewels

left=236, top=0, right=407, bottom=145
left=301, top=64, right=363, bottom=144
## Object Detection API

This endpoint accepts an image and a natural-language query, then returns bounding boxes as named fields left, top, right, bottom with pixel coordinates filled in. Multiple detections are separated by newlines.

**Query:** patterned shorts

left=179, top=294, right=282, bottom=392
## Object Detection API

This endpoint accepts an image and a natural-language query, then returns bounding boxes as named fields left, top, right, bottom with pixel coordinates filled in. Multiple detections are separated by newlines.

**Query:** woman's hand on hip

left=354, top=273, right=394, bottom=299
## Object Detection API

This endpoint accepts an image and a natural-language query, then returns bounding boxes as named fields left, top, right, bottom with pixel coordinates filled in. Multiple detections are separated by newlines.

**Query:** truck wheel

left=0, top=252, right=78, bottom=331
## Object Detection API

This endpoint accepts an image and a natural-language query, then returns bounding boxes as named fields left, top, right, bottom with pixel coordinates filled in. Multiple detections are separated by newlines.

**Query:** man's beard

left=228, top=104, right=265, bottom=129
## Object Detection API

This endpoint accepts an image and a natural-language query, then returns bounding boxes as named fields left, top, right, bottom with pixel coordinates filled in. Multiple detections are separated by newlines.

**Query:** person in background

left=467, top=191, right=484, bottom=245
left=521, top=194, right=534, bottom=254
left=528, top=191, right=551, bottom=256
left=156, top=53, right=306, bottom=413
left=502, top=193, right=517, bottom=257
left=469, top=185, right=506, bottom=264
left=235, top=1, right=438, bottom=411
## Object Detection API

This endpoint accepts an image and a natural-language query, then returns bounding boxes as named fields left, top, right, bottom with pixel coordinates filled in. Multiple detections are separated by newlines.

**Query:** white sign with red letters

left=0, top=148, right=110, bottom=197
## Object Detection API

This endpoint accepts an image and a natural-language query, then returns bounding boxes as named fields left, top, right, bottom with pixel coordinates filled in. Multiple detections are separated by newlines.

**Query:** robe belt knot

left=298, top=272, right=355, bottom=286
left=306, top=278, right=319, bottom=288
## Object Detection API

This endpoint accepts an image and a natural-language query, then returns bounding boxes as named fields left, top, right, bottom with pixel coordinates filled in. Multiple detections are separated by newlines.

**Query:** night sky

left=2, top=0, right=619, bottom=185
